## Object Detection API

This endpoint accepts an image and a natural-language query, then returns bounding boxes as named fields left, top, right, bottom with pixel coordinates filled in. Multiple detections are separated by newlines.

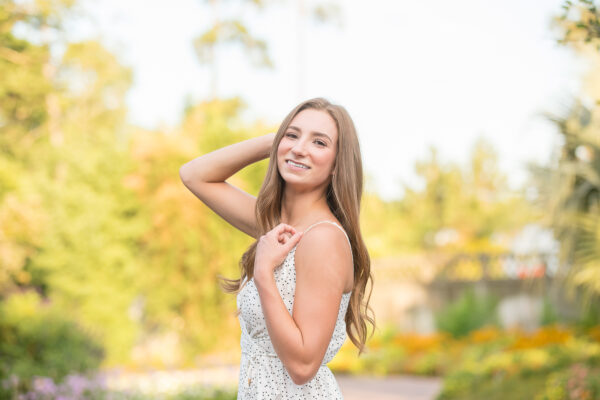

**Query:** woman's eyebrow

left=288, top=125, right=332, bottom=143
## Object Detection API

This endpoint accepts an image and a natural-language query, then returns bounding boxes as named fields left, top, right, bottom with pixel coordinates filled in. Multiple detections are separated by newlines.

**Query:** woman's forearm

left=180, top=133, right=275, bottom=183
left=254, top=272, right=310, bottom=384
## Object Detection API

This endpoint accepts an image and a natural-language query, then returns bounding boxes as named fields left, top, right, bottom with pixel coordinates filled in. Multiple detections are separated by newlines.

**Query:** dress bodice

left=236, top=220, right=352, bottom=399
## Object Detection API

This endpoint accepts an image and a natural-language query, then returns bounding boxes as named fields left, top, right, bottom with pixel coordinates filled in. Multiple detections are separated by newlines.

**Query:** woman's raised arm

left=179, top=133, right=275, bottom=238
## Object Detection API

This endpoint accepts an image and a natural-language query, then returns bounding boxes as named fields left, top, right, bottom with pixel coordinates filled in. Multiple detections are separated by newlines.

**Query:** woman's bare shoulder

left=294, top=221, right=353, bottom=291
left=300, top=220, right=349, bottom=249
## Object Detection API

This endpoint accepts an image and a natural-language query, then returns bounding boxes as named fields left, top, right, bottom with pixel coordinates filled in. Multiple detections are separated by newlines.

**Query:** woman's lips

left=286, top=160, right=310, bottom=170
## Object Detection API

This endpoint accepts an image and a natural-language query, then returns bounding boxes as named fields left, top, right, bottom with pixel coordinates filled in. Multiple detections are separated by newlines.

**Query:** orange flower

left=393, top=333, right=446, bottom=355
left=469, top=326, right=501, bottom=344
left=508, top=325, right=571, bottom=350
left=587, top=325, right=600, bottom=343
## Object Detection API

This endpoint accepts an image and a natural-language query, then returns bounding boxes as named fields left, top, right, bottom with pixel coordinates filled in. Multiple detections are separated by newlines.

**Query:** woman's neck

left=280, top=188, right=332, bottom=229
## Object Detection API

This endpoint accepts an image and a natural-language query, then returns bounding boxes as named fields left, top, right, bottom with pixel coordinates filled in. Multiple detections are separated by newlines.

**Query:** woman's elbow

left=179, top=163, right=195, bottom=185
left=179, top=164, right=189, bottom=183
left=288, top=363, right=319, bottom=386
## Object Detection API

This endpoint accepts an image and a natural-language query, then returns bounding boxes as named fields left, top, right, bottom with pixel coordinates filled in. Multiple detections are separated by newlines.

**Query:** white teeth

left=287, top=160, right=309, bottom=169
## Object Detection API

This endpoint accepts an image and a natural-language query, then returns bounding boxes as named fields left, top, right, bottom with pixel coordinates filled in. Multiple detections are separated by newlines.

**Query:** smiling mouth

left=286, top=160, right=310, bottom=169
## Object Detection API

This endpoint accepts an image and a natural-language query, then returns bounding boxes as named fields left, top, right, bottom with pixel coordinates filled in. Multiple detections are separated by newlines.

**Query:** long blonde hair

left=220, top=97, right=375, bottom=353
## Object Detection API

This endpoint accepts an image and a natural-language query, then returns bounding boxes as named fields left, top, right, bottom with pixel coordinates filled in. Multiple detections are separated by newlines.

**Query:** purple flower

left=92, top=373, right=107, bottom=388
left=65, top=374, right=91, bottom=396
left=32, top=376, right=57, bottom=396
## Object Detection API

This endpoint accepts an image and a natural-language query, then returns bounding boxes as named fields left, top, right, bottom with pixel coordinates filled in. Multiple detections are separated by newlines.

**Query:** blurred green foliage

left=437, top=335, right=600, bottom=400
left=535, top=364, right=600, bottom=400
left=435, top=288, right=499, bottom=338
left=541, top=296, right=560, bottom=326
left=558, top=0, right=600, bottom=49
left=528, top=0, right=600, bottom=303
left=0, top=291, right=103, bottom=383
left=438, top=366, right=600, bottom=400
left=0, top=0, right=274, bottom=369
left=362, top=140, right=538, bottom=258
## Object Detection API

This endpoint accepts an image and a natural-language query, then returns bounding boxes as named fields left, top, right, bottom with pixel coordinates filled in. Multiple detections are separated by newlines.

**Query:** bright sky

left=77, top=0, right=583, bottom=199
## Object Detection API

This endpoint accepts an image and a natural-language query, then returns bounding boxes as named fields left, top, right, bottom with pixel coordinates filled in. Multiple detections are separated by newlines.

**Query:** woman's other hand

left=254, top=223, right=303, bottom=283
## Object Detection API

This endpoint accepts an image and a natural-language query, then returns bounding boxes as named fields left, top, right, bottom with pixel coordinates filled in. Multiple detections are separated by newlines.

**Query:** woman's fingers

left=274, top=230, right=303, bottom=251
left=254, top=223, right=304, bottom=273
left=269, top=223, right=296, bottom=243
left=281, top=231, right=303, bottom=252
left=269, top=223, right=304, bottom=245
left=271, top=223, right=296, bottom=236
left=278, top=231, right=292, bottom=244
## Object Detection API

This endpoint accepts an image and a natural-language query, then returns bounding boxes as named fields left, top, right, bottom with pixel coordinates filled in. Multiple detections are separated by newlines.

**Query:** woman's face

left=277, top=108, right=338, bottom=193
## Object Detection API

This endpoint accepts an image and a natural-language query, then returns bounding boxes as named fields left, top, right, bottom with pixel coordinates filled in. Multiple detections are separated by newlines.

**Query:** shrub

left=0, top=291, right=104, bottom=385
left=435, top=288, right=499, bottom=338
left=578, top=300, right=600, bottom=330
left=541, top=296, right=559, bottom=326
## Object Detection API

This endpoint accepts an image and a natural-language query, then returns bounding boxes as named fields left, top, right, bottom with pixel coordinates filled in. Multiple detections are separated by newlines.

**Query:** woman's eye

left=285, top=133, right=297, bottom=138
left=315, top=140, right=326, bottom=147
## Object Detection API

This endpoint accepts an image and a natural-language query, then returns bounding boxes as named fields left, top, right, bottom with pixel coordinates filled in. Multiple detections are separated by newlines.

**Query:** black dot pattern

left=236, top=221, right=352, bottom=399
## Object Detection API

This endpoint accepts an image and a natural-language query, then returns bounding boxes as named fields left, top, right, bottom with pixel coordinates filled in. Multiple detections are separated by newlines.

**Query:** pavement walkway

left=103, top=367, right=444, bottom=399
left=337, top=375, right=443, bottom=400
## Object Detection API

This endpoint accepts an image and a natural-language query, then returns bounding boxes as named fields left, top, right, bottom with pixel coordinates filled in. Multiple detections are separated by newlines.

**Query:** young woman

left=179, top=97, right=374, bottom=399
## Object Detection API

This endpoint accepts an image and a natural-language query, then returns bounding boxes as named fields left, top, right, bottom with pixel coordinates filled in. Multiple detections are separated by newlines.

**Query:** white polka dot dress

left=236, top=220, right=352, bottom=399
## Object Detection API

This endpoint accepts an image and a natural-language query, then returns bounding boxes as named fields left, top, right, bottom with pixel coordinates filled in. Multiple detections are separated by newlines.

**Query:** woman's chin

left=281, top=177, right=330, bottom=194
left=281, top=176, right=305, bottom=187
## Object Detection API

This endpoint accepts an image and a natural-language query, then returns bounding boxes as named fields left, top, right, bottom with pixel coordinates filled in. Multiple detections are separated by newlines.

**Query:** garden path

left=103, top=367, right=443, bottom=399
left=337, top=375, right=443, bottom=400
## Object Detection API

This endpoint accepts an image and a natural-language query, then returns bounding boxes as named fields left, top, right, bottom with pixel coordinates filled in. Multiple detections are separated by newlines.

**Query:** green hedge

left=0, top=291, right=104, bottom=384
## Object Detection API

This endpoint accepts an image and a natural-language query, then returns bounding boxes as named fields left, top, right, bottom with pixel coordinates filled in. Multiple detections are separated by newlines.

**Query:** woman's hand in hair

left=254, top=224, right=303, bottom=284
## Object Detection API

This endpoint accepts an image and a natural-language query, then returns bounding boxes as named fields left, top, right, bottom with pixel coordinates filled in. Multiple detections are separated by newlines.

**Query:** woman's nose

left=291, top=139, right=308, bottom=156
